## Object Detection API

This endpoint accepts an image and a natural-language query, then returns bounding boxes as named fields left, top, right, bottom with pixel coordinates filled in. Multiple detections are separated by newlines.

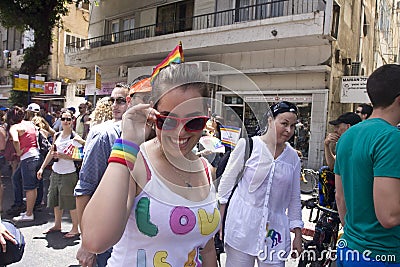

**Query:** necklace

left=156, top=140, right=195, bottom=188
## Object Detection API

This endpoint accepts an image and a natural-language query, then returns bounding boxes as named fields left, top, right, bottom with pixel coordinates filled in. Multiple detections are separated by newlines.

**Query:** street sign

left=95, top=65, right=102, bottom=90
left=13, top=74, right=45, bottom=93
left=44, top=82, right=62, bottom=95
left=340, top=76, right=370, bottom=103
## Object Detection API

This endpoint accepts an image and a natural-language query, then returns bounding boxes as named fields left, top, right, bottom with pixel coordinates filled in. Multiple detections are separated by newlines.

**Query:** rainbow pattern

left=150, top=42, right=184, bottom=83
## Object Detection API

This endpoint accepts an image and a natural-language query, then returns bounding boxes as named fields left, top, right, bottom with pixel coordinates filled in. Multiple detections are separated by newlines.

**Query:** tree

left=0, top=0, right=89, bottom=105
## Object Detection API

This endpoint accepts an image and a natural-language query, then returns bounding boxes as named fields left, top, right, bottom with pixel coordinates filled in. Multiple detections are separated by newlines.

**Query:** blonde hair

left=151, top=63, right=209, bottom=109
left=90, top=97, right=113, bottom=126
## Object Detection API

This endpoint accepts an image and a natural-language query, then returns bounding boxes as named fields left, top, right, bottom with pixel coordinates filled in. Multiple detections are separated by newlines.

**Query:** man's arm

left=374, top=177, right=400, bottom=228
left=324, top=133, right=339, bottom=170
left=82, top=114, right=90, bottom=140
left=335, top=174, right=346, bottom=226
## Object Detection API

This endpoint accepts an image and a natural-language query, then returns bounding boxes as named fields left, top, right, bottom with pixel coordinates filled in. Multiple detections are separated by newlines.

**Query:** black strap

left=221, top=137, right=253, bottom=239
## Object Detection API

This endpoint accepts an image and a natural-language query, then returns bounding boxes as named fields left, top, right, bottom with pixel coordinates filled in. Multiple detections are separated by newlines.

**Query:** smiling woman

left=218, top=101, right=304, bottom=266
left=81, top=63, right=220, bottom=267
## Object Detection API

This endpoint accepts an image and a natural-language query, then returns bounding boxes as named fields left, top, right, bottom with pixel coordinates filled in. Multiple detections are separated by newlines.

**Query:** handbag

left=3, top=138, right=18, bottom=162
left=0, top=220, right=25, bottom=265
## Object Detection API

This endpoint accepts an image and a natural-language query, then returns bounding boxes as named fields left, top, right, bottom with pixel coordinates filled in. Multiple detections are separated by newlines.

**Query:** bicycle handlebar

left=301, top=199, right=339, bottom=216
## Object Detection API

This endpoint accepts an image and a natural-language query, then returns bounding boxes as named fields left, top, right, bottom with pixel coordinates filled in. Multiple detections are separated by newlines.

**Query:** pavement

left=1, top=171, right=81, bottom=267
left=0, top=168, right=326, bottom=267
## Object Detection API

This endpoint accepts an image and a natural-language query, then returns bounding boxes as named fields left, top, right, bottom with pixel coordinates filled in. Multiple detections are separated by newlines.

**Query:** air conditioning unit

left=118, top=65, right=128, bottom=78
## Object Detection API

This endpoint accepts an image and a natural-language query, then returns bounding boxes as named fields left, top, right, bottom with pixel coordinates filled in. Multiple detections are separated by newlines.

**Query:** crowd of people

left=0, top=61, right=398, bottom=267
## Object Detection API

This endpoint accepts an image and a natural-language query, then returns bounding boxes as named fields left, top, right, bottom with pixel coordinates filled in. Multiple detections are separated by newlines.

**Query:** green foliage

left=0, top=0, right=80, bottom=74
left=9, top=90, right=30, bottom=107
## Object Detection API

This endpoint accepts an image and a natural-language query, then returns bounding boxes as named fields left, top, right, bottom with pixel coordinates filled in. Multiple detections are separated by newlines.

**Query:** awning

left=31, top=95, right=65, bottom=101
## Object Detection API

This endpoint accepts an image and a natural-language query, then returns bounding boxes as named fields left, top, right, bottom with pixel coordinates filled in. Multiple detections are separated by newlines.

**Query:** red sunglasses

left=155, top=114, right=208, bottom=132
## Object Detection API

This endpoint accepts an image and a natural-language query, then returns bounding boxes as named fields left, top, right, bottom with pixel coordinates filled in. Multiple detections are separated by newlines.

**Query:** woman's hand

left=121, top=103, right=159, bottom=144
left=291, top=230, right=303, bottom=258
left=0, top=222, right=17, bottom=253
left=37, top=168, right=44, bottom=180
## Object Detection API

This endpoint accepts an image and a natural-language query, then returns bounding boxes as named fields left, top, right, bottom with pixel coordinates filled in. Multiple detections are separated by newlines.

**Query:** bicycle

left=300, top=168, right=319, bottom=194
left=298, top=198, right=341, bottom=267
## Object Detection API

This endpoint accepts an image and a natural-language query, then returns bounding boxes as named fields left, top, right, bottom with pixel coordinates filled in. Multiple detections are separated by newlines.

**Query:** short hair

left=367, top=64, right=400, bottom=108
left=358, top=103, right=373, bottom=118
left=151, top=63, right=209, bottom=110
left=112, top=83, right=129, bottom=97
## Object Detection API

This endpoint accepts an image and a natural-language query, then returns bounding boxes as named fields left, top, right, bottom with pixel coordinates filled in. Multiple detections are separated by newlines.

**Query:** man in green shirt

left=335, top=64, right=400, bottom=266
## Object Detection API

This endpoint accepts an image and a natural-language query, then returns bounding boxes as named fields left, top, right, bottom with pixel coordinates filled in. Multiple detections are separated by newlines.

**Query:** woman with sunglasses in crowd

left=218, top=101, right=303, bottom=266
left=37, top=109, right=84, bottom=238
left=81, top=63, right=220, bottom=266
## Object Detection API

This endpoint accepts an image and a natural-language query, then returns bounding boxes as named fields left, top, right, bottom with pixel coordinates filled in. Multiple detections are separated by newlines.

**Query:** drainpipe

left=57, top=26, right=61, bottom=80
left=358, top=0, right=365, bottom=62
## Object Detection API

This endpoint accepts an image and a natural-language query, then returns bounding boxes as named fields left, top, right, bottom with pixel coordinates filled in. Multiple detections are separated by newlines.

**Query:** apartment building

left=64, top=0, right=399, bottom=169
left=0, top=3, right=89, bottom=111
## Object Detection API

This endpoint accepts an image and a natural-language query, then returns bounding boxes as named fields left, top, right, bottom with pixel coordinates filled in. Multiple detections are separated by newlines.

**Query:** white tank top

left=107, top=149, right=220, bottom=267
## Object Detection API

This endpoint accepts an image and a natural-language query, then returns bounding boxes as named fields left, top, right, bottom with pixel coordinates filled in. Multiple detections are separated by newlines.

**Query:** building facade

left=0, top=3, right=89, bottom=112
left=64, top=0, right=399, bottom=169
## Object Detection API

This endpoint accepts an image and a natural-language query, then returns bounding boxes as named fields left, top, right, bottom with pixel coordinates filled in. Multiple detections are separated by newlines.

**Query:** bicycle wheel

left=300, top=170, right=317, bottom=194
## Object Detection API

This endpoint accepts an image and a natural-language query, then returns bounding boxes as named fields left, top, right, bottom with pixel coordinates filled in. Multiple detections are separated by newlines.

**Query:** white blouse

left=218, top=136, right=303, bottom=262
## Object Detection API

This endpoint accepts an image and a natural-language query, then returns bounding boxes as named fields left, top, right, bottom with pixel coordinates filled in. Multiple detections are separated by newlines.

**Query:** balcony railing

left=65, top=0, right=325, bottom=53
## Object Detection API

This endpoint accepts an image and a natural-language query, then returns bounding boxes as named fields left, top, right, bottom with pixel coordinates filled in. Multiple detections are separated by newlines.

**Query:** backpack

left=0, top=220, right=25, bottom=265
left=214, top=137, right=253, bottom=264
left=36, top=129, right=51, bottom=159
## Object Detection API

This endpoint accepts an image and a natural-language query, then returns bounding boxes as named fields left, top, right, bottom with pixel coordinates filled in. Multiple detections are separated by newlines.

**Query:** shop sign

left=85, top=82, right=116, bottom=96
left=43, top=82, right=62, bottom=95
left=244, top=95, right=312, bottom=103
left=341, top=76, right=370, bottom=103
left=13, top=74, right=45, bottom=93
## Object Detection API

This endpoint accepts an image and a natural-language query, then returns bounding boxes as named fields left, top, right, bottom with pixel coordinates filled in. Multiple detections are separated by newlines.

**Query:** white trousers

left=225, top=244, right=285, bottom=267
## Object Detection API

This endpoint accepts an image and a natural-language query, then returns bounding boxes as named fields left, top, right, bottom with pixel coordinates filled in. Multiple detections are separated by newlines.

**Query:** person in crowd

left=6, top=106, right=41, bottom=222
left=31, top=115, right=56, bottom=208
left=81, top=63, right=219, bottom=266
left=324, top=112, right=361, bottom=171
left=335, top=64, right=400, bottom=266
left=226, top=112, right=241, bottom=128
left=88, top=97, right=113, bottom=127
left=355, top=103, right=373, bottom=121
left=52, top=110, right=63, bottom=132
left=127, top=76, right=152, bottom=107
left=75, top=102, right=90, bottom=140
left=218, top=101, right=303, bottom=266
left=75, top=84, right=130, bottom=267
left=37, top=109, right=84, bottom=238
left=0, top=120, right=6, bottom=213
left=25, top=103, right=41, bottom=121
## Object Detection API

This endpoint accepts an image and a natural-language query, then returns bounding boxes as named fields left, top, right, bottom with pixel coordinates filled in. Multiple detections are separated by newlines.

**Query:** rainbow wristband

left=108, top=139, right=140, bottom=170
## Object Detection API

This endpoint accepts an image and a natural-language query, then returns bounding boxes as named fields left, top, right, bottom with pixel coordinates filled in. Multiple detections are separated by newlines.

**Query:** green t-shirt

left=335, top=118, right=400, bottom=263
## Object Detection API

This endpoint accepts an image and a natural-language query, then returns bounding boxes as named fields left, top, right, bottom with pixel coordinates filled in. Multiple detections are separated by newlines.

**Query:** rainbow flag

left=220, top=126, right=241, bottom=148
left=150, top=42, right=184, bottom=83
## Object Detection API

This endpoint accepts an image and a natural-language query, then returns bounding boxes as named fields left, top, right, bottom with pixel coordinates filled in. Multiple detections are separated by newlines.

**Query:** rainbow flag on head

left=150, top=42, right=184, bottom=83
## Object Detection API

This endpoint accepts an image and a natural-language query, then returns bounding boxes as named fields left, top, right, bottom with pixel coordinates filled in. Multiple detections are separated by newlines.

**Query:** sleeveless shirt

left=107, top=148, right=220, bottom=266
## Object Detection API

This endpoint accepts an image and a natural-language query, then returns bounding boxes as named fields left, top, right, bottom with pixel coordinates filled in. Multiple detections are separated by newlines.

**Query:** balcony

left=65, top=0, right=330, bottom=67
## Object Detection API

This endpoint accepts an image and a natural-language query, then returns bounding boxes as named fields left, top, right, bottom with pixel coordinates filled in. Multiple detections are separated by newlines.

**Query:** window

left=331, top=2, right=340, bottom=39
left=256, top=0, right=284, bottom=19
left=122, top=17, right=135, bottom=41
left=379, top=0, right=391, bottom=43
left=65, top=33, right=84, bottom=52
left=111, top=20, right=120, bottom=42
left=156, top=0, right=194, bottom=36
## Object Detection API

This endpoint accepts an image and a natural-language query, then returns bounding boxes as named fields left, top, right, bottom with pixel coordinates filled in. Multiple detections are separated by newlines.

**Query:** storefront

left=215, top=90, right=328, bottom=169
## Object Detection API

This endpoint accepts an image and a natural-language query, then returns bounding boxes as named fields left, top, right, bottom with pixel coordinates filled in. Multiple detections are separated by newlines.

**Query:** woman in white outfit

left=218, top=101, right=303, bottom=267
